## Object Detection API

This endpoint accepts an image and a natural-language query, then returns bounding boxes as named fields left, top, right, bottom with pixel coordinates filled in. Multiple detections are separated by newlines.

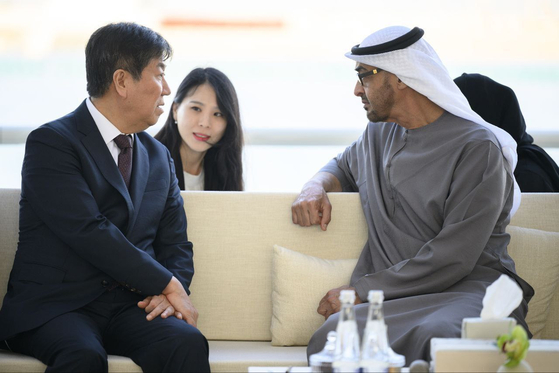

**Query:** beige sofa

left=0, top=189, right=558, bottom=372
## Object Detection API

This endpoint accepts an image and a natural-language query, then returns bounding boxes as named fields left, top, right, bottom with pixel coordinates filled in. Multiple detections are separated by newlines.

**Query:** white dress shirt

left=86, top=98, right=134, bottom=165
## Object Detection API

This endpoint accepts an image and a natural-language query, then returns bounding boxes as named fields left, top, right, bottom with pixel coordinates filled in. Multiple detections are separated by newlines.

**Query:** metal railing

left=2, top=126, right=559, bottom=148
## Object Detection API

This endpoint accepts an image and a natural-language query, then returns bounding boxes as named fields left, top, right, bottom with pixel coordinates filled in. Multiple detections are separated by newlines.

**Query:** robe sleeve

left=351, top=140, right=513, bottom=301
left=319, top=135, right=365, bottom=193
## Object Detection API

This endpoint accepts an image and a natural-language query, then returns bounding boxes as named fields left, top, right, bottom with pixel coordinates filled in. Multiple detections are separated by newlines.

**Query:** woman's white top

left=183, top=170, right=204, bottom=191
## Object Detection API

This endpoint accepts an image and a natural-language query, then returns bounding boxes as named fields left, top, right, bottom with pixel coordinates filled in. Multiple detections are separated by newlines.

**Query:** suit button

left=101, top=280, right=108, bottom=287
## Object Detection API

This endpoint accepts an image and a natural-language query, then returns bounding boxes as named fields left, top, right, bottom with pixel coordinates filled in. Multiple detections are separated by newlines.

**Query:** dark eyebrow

left=188, top=100, right=204, bottom=106
left=355, top=65, right=367, bottom=73
left=158, top=62, right=166, bottom=71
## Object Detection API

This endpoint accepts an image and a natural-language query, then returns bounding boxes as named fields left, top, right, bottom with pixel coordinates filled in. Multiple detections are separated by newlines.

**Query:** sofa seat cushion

left=0, top=351, right=141, bottom=372
left=208, top=341, right=307, bottom=372
left=506, top=225, right=559, bottom=338
left=0, top=342, right=307, bottom=373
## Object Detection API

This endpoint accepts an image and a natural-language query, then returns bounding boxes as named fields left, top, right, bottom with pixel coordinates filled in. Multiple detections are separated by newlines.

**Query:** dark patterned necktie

left=114, top=134, right=133, bottom=189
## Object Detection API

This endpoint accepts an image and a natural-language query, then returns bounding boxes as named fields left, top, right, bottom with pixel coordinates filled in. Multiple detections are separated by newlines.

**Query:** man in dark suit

left=0, top=22, right=210, bottom=372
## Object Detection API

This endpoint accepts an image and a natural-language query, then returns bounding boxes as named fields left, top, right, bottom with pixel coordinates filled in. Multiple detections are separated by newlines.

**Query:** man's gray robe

left=307, top=111, right=534, bottom=364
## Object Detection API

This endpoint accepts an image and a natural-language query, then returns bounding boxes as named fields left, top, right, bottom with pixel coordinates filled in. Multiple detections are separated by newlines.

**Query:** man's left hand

left=138, top=294, right=183, bottom=321
left=317, top=285, right=362, bottom=320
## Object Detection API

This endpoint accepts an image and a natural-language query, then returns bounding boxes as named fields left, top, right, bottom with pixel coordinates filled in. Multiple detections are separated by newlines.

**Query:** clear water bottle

left=387, top=348, right=406, bottom=373
left=360, top=290, right=390, bottom=372
left=309, top=331, right=337, bottom=372
left=332, top=289, right=361, bottom=373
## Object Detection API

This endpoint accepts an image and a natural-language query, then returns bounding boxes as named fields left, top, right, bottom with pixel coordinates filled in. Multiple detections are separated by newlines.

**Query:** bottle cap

left=339, top=289, right=356, bottom=303
left=367, top=290, right=384, bottom=303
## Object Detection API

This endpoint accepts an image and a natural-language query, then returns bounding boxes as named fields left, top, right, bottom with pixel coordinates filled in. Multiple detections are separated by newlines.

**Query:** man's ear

left=113, top=69, right=129, bottom=98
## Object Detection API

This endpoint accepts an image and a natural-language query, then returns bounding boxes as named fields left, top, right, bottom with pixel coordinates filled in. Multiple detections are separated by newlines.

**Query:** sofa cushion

left=0, top=343, right=308, bottom=373
left=271, top=245, right=358, bottom=346
left=208, top=340, right=307, bottom=372
left=0, top=351, right=141, bottom=372
left=506, top=225, right=559, bottom=338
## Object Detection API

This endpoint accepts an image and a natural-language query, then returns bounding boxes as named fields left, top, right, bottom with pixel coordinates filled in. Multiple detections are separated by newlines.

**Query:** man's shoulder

left=443, top=112, right=499, bottom=145
left=136, top=131, right=172, bottom=158
left=27, top=115, right=77, bottom=146
left=29, top=101, right=88, bottom=139
left=136, top=131, right=166, bottom=149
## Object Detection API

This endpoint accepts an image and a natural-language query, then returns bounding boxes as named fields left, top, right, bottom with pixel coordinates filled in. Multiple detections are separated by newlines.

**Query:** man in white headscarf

left=292, top=26, right=534, bottom=364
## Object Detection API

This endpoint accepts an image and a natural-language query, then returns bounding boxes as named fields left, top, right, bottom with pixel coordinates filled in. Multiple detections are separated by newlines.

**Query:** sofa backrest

left=510, top=193, right=559, bottom=232
left=184, top=192, right=367, bottom=341
left=0, top=188, right=19, bottom=310
left=509, top=193, right=559, bottom=339
left=184, top=192, right=559, bottom=341
left=0, top=189, right=558, bottom=342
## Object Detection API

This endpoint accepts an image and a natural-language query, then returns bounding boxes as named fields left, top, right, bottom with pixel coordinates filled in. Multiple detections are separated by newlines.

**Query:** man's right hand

left=162, top=276, right=198, bottom=327
left=292, top=181, right=332, bottom=231
left=317, top=285, right=362, bottom=320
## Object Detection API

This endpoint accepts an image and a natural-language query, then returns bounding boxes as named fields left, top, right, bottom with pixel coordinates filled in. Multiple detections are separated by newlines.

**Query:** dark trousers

left=5, top=288, right=210, bottom=372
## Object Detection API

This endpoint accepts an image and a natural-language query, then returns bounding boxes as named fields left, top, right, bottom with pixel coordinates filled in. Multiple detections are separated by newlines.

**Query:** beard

left=366, top=108, right=388, bottom=123
left=365, top=77, right=395, bottom=123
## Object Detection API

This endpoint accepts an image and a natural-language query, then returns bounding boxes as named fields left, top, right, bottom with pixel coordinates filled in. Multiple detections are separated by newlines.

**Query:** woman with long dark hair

left=155, top=67, right=244, bottom=190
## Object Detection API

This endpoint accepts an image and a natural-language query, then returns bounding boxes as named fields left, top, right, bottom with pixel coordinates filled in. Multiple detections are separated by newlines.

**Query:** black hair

left=85, top=22, right=172, bottom=97
left=155, top=68, right=244, bottom=191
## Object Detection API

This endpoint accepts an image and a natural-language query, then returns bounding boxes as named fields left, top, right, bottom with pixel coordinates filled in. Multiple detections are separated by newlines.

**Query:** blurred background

left=1, top=0, right=558, bottom=191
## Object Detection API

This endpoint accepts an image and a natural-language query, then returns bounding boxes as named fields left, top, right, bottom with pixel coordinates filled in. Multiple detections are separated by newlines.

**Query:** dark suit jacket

left=0, top=100, right=194, bottom=341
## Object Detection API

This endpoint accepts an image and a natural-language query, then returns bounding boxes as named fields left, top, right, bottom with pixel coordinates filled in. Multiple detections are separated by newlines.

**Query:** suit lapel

left=127, top=134, right=149, bottom=232
left=75, top=101, right=135, bottom=224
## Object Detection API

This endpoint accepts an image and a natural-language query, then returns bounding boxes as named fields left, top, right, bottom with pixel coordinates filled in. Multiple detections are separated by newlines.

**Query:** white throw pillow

left=271, top=244, right=358, bottom=346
